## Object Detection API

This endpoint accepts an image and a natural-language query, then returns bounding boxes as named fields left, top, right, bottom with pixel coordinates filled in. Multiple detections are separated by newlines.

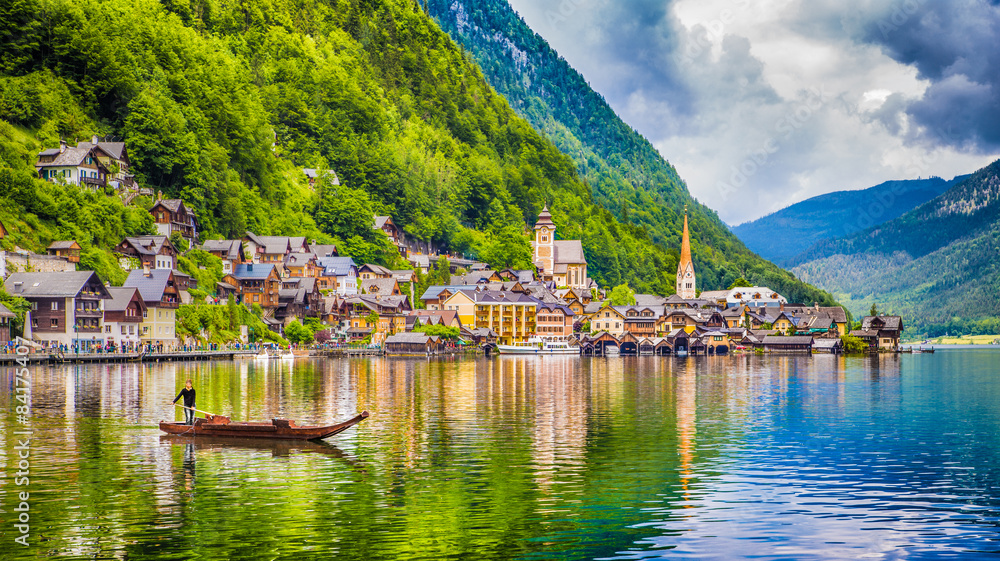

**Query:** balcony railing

left=75, top=308, right=103, bottom=318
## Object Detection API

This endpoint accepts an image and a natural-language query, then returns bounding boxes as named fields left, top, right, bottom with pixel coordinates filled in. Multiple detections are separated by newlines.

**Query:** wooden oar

left=173, top=403, right=218, bottom=417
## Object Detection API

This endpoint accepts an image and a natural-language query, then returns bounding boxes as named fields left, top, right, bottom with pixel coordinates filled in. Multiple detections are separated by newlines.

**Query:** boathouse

left=761, top=335, right=814, bottom=353
left=385, top=332, right=443, bottom=354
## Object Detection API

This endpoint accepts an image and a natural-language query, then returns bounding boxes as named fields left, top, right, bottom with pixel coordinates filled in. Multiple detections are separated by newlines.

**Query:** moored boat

left=497, top=337, right=578, bottom=355
left=159, top=411, right=369, bottom=440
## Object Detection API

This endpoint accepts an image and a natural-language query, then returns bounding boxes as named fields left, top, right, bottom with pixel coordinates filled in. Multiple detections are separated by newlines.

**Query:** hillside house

left=224, top=264, right=282, bottom=308
left=362, top=278, right=401, bottom=297
left=150, top=198, right=198, bottom=244
left=115, top=236, right=177, bottom=271
left=285, top=252, right=318, bottom=278
left=47, top=240, right=82, bottom=264
left=76, top=136, right=134, bottom=189
left=202, top=239, right=247, bottom=275
left=35, top=141, right=110, bottom=190
left=316, top=257, right=358, bottom=295
left=7, top=271, right=112, bottom=348
left=303, top=168, right=339, bottom=188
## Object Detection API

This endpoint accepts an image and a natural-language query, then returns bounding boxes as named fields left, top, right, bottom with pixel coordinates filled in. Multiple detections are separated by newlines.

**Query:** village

left=0, top=136, right=905, bottom=356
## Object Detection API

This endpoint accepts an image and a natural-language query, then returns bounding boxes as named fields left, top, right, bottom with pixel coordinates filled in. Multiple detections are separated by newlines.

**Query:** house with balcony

left=35, top=141, right=110, bottom=190
left=223, top=263, right=282, bottom=308
left=76, top=135, right=134, bottom=190
left=102, top=287, right=146, bottom=350
left=6, top=271, right=112, bottom=348
left=285, top=252, right=318, bottom=278
left=115, top=236, right=177, bottom=271
left=473, top=291, right=539, bottom=345
left=124, top=269, right=180, bottom=346
left=535, top=303, right=575, bottom=341
left=150, top=198, right=198, bottom=245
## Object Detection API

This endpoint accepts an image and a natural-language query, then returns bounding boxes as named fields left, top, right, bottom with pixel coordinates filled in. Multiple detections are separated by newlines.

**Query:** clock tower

left=533, top=206, right=555, bottom=275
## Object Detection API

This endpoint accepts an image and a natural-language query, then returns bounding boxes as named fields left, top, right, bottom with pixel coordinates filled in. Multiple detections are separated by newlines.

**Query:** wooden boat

left=159, top=411, right=369, bottom=440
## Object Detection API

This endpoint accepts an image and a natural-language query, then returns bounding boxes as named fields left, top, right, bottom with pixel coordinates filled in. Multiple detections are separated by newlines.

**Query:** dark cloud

left=862, top=0, right=1000, bottom=151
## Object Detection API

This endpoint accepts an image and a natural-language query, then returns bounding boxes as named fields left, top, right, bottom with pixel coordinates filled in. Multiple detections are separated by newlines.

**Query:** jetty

left=0, top=350, right=259, bottom=365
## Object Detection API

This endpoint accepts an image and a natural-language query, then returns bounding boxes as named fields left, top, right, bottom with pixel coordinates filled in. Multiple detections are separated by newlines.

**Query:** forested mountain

left=734, top=176, right=966, bottom=265
left=424, top=0, right=833, bottom=300
left=792, top=160, right=1000, bottom=335
left=0, top=0, right=831, bottom=303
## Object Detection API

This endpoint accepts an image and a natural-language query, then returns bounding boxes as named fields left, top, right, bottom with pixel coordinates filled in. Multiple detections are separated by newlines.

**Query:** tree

left=285, top=319, right=314, bottom=345
left=170, top=231, right=189, bottom=252
left=841, top=334, right=868, bottom=353
left=728, top=277, right=749, bottom=290
left=365, top=311, right=380, bottom=332
left=608, top=283, right=636, bottom=306
left=413, top=323, right=460, bottom=340
left=869, top=303, right=879, bottom=317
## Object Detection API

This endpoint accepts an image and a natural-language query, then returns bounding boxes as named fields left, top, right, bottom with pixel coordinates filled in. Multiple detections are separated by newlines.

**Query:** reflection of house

left=47, top=240, right=82, bottom=263
left=124, top=269, right=180, bottom=346
left=102, top=287, right=146, bottom=349
left=532, top=207, right=590, bottom=290
left=150, top=198, right=198, bottom=244
left=115, top=236, right=177, bottom=270
left=7, top=271, right=112, bottom=348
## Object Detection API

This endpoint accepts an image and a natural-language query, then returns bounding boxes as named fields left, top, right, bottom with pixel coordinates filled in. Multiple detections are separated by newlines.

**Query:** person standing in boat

left=173, top=379, right=197, bottom=425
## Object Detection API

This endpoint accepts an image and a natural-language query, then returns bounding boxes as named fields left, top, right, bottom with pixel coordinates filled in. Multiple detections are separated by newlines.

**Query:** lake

left=2, top=351, right=1000, bottom=559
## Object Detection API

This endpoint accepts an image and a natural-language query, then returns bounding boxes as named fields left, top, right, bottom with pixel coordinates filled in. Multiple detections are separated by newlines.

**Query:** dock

left=0, top=350, right=259, bottom=365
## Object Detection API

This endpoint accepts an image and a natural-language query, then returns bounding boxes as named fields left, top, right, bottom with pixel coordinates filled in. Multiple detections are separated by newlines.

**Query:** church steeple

left=676, top=206, right=697, bottom=299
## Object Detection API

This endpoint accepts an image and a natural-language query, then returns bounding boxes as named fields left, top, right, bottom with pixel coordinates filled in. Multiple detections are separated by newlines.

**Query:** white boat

left=280, top=350, right=295, bottom=360
left=604, top=346, right=620, bottom=357
left=497, top=337, right=579, bottom=355
left=254, top=348, right=270, bottom=360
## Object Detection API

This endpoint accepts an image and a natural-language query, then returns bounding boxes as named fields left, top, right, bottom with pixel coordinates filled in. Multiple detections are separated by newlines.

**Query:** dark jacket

left=173, top=387, right=196, bottom=408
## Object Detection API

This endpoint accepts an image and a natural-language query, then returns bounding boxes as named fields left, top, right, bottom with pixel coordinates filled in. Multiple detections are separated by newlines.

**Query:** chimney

left=92, top=134, right=99, bottom=145
left=157, top=190, right=163, bottom=201
left=814, top=302, right=819, bottom=311
left=780, top=302, right=785, bottom=312
left=59, top=139, right=67, bottom=154
left=142, top=262, right=151, bottom=277
left=12, top=281, right=22, bottom=293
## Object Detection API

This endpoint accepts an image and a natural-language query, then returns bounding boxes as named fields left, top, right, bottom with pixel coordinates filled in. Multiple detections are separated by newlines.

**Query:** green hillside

left=424, top=0, right=834, bottom=301
left=733, top=176, right=966, bottom=265
left=792, top=160, right=1000, bottom=336
left=0, top=0, right=832, bottom=303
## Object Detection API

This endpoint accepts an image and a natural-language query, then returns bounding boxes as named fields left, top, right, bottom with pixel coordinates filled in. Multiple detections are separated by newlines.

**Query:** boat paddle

left=173, top=403, right=219, bottom=417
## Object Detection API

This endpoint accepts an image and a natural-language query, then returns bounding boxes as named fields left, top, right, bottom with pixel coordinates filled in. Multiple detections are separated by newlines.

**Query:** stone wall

left=4, top=252, right=77, bottom=274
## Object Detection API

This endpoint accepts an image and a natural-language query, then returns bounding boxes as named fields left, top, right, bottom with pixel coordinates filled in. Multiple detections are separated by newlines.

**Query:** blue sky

left=506, top=0, right=1000, bottom=225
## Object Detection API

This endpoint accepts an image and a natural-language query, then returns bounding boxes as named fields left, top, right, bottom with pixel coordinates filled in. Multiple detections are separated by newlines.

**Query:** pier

left=0, top=350, right=259, bottom=365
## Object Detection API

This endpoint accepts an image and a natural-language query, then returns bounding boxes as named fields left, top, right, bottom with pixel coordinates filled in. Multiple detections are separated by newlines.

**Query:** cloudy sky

left=505, top=0, right=1000, bottom=225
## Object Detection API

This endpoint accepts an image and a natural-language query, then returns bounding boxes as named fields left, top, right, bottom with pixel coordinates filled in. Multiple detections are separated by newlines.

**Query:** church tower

left=533, top=206, right=555, bottom=275
left=676, top=207, right=697, bottom=299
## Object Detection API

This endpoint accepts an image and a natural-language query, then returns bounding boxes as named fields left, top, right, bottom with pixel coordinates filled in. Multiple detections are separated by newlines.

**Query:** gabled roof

left=362, top=278, right=398, bottom=295
left=123, top=269, right=175, bottom=302
left=419, top=285, right=475, bottom=301
left=35, top=145, right=106, bottom=169
left=373, top=216, right=394, bottom=230
left=6, top=271, right=110, bottom=298
left=862, top=316, right=903, bottom=331
left=360, top=263, right=394, bottom=276
left=554, top=240, right=585, bottom=265
left=104, top=286, right=146, bottom=313
left=308, top=243, right=339, bottom=258
left=47, top=240, right=80, bottom=250
left=285, top=252, right=317, bottom=267
left=256, top=236, right=293, bottom=255
left=303, top=168, right=339, bottom=184
left=385, top=332, right=439, bottom=345
left=202, top=239, right=244, bottom=261
left=0, top=303, right=14, bottom=318
left=762, top=335, right=814, bottom=345
left=120, top=236, right=173, bottom=256
left=152, top=199, right=187, bottom=214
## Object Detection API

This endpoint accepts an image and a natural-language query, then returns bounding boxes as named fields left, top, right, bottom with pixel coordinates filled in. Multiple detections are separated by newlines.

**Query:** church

left=532, top=207, right=592, bottom=291
left=676, top=208, right=697, bottom=299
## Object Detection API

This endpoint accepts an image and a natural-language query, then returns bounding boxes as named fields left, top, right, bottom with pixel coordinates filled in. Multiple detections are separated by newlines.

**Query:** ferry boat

left=497, top=337, right=578, bottom=355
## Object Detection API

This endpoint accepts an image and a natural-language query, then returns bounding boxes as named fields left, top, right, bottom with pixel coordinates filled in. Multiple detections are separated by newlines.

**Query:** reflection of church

left=532, top=207, right=592, bottom=290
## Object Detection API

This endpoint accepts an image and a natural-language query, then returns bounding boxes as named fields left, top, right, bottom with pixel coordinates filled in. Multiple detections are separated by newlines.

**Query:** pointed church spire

left=676, top=205, right=697, bottom=299
left=679, top=206, right=692, bottom=269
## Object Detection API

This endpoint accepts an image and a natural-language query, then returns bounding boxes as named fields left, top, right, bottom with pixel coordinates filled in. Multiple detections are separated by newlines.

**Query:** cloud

left=506, top=0, right=999, bottom=224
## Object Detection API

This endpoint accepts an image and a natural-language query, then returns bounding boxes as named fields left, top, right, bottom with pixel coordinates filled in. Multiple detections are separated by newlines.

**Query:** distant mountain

left=791, top=161, right=1000, bottom=336
left=425, top=0, right=836, bottom=304
left=733, top=176, right=967, bottom=265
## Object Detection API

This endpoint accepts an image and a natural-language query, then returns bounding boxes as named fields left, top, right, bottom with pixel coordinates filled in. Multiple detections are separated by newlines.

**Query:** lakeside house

left=7, top=271, right=112, bottom=348
left=0, top=303, right=14, bottom=343
left=102, top=286, right=146, bottom=350
left=124, top=269, right=180, bottom=347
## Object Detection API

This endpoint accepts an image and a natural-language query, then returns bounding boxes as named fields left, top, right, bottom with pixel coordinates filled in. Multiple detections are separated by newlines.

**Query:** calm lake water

left=2, top=351, right=1000, bottom=560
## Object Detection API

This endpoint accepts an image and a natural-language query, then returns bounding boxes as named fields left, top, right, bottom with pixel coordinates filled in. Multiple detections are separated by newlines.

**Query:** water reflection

left=1, top=353, right=1000, bottom=559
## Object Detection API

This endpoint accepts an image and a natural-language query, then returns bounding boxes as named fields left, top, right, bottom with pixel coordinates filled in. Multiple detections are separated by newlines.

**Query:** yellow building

left=441, top=290, right=476, bottom=327
left=591, top=306, right=626, bottom=337
left=473, top=292, right=538, bottom=345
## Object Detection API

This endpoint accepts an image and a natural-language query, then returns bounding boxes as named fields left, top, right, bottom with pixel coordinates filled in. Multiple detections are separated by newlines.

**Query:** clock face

left=686, top=273, right=691, bottom=278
